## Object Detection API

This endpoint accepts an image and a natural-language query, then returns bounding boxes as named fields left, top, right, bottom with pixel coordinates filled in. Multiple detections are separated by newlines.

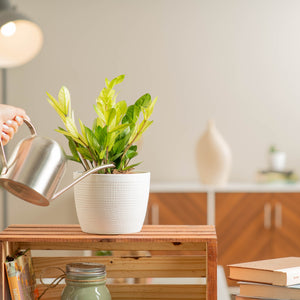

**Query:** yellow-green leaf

left=146, top=97, right=157, bottom=119
left=107, top=108, right=116, bottom=130
left=65, top=116, right=79, bottom=138
left=47, top=99, right=66, bottom=122
left=129, top=122, right=139, bottom=144
left=79, top=119, right=88, bottom=144
left=94, top=104, right=106, bottom=127
left=58, top=86, right=70, bottom=115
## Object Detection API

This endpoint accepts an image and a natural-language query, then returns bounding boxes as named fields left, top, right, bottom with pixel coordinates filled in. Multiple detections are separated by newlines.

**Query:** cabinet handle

left=151, top=204, right=159, bottom=225
left=275, top=202, right=282, bottom=229
left=264, top=203, right=272, bottom=229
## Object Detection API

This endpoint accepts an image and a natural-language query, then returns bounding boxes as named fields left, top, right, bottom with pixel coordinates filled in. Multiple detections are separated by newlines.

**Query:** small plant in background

left=269, top=145, right=278, bottom=153
left=47, top=75, right=157, bottom=174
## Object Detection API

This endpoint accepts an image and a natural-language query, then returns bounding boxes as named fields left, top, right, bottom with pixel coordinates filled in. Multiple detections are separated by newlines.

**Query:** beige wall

left=1, top=0, right=300, bottom=227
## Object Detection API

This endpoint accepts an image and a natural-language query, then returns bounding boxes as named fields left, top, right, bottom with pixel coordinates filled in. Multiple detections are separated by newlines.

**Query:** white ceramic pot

left=73, top=171, right=150, bottom=234
left=269, top=152, right=286, bottom=171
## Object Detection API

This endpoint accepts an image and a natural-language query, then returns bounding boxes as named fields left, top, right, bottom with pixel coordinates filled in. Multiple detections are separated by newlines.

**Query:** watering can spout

left=52, top=163, right=115, bottom=200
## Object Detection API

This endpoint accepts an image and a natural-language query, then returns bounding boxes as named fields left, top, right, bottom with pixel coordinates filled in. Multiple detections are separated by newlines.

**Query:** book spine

left=5, top=261, right=22, bottom=300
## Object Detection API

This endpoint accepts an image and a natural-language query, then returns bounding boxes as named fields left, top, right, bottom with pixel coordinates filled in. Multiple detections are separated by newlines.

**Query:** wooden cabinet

left=148, top=186, right=300, bottom=285
left=215, top=192, right=300, bottom=284
left=146, top=192, right=207, bottom=225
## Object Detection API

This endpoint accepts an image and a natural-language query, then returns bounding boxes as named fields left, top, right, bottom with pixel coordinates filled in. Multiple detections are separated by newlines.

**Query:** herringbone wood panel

left=216, top=192, right=300, bottom=285
left=148, top=193, right=207, bottom=225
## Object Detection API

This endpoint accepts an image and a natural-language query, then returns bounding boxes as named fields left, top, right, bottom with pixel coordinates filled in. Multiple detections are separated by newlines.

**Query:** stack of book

left=256, top=170, right=298, bottom=184
left=228, top=257, right=300, bottom=300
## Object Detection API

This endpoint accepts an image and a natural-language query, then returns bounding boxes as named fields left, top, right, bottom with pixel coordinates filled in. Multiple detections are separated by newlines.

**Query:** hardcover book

left=228, top=257, right=300, bottom=286
left=239, top=282, right=300, bottom=300
left=236, top=296, right=276, bottom=300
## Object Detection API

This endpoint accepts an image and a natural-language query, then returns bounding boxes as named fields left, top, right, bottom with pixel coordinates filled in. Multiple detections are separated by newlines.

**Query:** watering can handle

left=0, top=118, right=37, bottom=175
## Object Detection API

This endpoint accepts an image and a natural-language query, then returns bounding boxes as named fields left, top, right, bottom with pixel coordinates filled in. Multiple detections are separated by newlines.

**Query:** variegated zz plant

left=46, top=75, right=157, bottom=174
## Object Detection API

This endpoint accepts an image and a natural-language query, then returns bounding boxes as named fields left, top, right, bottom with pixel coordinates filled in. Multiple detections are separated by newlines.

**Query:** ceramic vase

left=196, top=120, right=232, bottom=185
left=73, top=171, right=150, bottom=234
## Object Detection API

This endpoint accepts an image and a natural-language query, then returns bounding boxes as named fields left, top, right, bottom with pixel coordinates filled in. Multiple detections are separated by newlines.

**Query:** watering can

left=0, top=119, right=114, bottom=206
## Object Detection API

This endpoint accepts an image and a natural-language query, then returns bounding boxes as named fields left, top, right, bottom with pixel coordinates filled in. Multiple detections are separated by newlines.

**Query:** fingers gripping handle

left=0, top=118, right=37, bottom=175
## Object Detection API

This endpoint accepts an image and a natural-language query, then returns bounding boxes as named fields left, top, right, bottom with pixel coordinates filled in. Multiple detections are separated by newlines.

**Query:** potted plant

left=268, top=145, right=286, bottom=172
left=47, top=74, right=157, bottom=234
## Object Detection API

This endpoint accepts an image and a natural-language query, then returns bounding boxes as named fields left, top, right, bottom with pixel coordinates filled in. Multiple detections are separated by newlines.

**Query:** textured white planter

left=73, top=171, right=150, bottom=234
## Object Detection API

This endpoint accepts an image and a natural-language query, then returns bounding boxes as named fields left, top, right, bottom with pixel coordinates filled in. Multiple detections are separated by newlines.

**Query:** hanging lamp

left=0, top=0, right=43, bottom=68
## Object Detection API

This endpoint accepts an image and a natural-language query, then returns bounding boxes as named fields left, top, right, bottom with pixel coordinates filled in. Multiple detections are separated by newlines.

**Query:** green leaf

left=148, top=96, right=157, bottom=116
left=135, top=120, right=153, bottom=143
left=94, top=104, right=106, bottom=127
left=115, top=100, right=127, bottom=123
left=129, top=145, right=137, bottom=151
left=125, top=149, right=138, bottom=160
left=135, top=93, right=151, bottom=109
left=143, top=96, right=157, bottom=120
left=128, top=122, right=139, bottom=144
left=99, top=149, right=106, bottom=159
left=109, top=123, right=130, bottom=134
left=109, top=152, right=123, bottom=162
left=47, top=95, right=66, bottom=122
left=112, top=134, right=130, bottom=154
left=85, top=127, right=100, bottom=152
left=76, top=147, right=93, bottom=161
left=58, top=86, right=70, bottom=115
left=55, top=128, right=74, bottom=138
left=65, top=116, right=79, bottom=138
left=68, top=138, right=80, bottom=161
left=95, top=125, right=107, bottom=147
left=107, top=108, right=116, bottom=130
left=123, top=104, right=141, bottom=124
left=79, top=119, right=88, bottom=144
left=107, top=75, right=125, bottom=89
left=65, top=155, right=80, bottom=162
left=106, top=132, right=117, bottom=152
left=122, top=162, right=141, bottom=171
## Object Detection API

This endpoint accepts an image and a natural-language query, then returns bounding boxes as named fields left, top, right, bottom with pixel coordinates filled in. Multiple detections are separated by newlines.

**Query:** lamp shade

left=0, top=0, right=43, bottom=68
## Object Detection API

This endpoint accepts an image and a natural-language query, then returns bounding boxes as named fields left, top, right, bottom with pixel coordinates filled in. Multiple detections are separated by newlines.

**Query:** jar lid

left=66, top=263, right=106, bottom=277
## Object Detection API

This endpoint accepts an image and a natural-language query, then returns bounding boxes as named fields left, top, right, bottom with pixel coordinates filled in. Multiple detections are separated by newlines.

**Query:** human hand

left=0, top=104, right=28, bottom=145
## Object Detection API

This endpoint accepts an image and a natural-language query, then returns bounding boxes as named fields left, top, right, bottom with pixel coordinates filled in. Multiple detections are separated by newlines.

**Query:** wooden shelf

left=0, top=224, right=217, bottom=300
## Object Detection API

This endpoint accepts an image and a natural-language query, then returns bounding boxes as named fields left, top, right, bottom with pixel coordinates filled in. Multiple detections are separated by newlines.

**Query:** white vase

left=196, top=120, right=232, bottom=186
left=73, top=171, right=150, bottom=234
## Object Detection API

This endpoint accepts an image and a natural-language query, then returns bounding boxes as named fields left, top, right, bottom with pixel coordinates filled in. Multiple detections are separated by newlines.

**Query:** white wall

left=1, top=0, right=300, bottom=227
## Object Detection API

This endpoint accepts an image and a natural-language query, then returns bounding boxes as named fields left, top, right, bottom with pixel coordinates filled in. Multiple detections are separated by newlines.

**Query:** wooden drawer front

left=148, top=193, right=207, bottom=225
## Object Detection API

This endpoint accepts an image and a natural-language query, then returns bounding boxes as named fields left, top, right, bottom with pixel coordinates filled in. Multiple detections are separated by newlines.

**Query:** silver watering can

left=0, top=119, right=114, bottom=206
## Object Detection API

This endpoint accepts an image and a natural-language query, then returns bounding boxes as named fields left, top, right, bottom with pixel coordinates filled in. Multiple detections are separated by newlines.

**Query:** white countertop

left=150, top=182, right=300, bottom=193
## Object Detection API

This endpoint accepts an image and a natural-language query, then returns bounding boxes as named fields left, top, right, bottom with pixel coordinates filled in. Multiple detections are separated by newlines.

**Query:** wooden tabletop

left=0, top=224, right=217, bottom=243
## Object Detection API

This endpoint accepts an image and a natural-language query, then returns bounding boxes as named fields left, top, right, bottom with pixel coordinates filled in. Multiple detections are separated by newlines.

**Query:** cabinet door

left=216, top=193, right=273, bottom=284
left=272, top=193, right=300, bottom=257
left=147, top=193, right=207, bottom=225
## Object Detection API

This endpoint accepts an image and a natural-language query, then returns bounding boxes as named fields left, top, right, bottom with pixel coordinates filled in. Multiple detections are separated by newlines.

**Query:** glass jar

left=61, top=263, right=111, bottom=300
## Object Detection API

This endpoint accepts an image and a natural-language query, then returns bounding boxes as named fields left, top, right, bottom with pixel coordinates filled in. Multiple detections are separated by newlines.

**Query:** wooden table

left=0, top=224, right=217, bottom=300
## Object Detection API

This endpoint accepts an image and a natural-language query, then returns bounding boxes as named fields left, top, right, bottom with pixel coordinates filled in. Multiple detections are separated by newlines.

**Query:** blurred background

left=1, top=0, right=300, bottom=227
